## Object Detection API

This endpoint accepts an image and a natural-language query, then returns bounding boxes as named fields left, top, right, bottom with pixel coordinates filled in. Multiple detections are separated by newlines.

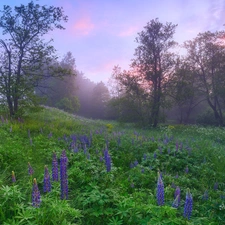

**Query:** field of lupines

left=0, top=107, right=225, bottom=225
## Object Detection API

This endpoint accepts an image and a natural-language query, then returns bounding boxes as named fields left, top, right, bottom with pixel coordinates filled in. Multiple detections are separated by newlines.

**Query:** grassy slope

left=0, top=107, right=225, bottom=224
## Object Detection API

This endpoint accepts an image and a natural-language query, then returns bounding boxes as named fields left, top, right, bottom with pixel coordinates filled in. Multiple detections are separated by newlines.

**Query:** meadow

left=0, top=107, right=225, bottom=225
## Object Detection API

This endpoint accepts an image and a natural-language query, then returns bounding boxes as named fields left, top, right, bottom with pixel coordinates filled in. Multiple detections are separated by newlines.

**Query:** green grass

left=0, top=107, right=225, bottom=224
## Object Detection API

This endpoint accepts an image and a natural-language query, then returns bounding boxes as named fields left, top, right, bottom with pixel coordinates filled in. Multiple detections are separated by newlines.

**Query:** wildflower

left=202, top=190, right=208, bottom=200
left=174, top=186, right=181, bottom=206
left=52, top=152, right=58, bottom=181
left=167, top=148, right=170, bottom=154
left=28, top=162, right=34, bottom=175
left=60, top=150, right=68, bottom=199
left=43, top=166, right=51, bottom=193
left=171, top=182, right=176, bottom=189
left=185, top=166, right=189, bottom=174
left=143, top=153, right=147, bottom=160
left=32, top=178, right=41, bottom=207
left=157, top=171, right=164, bottom=206
left=214, top=182, right=218, bottom=190
left=172, top=194, right=179, bottom=208
left=133, top=160, right=138, bottom=167
left=48, top=132, right=52, bottom=138
left=12, top=171, right=16, bottom=183
left=183, top=188, right=193, bottom=220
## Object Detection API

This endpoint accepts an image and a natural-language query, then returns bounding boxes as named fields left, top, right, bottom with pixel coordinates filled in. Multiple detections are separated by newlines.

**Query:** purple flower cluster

left=32, top=178, right=41, bottom=207
left=172, top=186, right=181, bottom=208
left=60, top=150, right=68, bottom=199
left=104, top=149, right=111, bottom=172
left=28, top=162, right=34, bottom=175
left=183, top=189, right=193, bottom=220
left=52, top=152, right=58, bottom=181
left=43, top=166, right=51, bottom=193
left=157, top=172, right=164, bottom=206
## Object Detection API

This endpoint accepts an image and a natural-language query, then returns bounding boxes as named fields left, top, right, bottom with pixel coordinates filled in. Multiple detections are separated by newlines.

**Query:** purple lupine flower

left=175, top=173, right=179, bottom=179
left=202, top=190, right=208, bottom=200
left=220, top=194, right=225, bottom=200
left=133, top=160, right=138, bottom=167
left=106, top=154, right=111, bottom=172
left=43, top=166, right=51, bottom=193
left=12, top=171, right=16, bottom=183
left=73, top=146, right=79, bottom=153
left=48, top=132, right=52, bottom=139
left=159, top=146, right=162, bottom=154
left=171, top=182, right=176, bottom=189
left=130, top=183, right=134, bottom=188
left=167, top=148, right=170, bottom=154
left=176, top=142, right=179, bottom=152
left=214, top=182, right=218, bottom=190
left=185, top=166, right=189, bottom=174
left=32, top=178, right=41, bottom=207
left=52, top=152, right=58, bottom=181
left=179, top=143, right=183, bottom=151
left=60, top=150, right=68, bottom=199
left=156, top=172, right=164, bottom=206
left=143, top=153, right=147, bottom=161
left=174, top=186, right=181, bottom=206
left=154, top=152, right=157, bottom=159
left=28, top=162, right=34, bottom=175
left=172, top=194, right=180, bottom=208
left=183, top=189, right=193, bottom=220
left=104, top=148, right=111, bottom=172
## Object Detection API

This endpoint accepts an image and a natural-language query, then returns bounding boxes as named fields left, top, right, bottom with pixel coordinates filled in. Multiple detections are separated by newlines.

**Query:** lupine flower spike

left=28, top=162, right=34, bottom=175
left=12, top=171, right=16, bottom=183
left=183, top=188, right=193, bottom=220
left=43, top=166, right=51, bottom=193
left=172, top=186, right=180, bottom=208
left=32, top=178, right=41, bottom=207
left=172, top=194, right=180, bottom=208
left=60, top=150, right=68, bottom=199
left=52, top=152, right=58, bottom=181
left=157, top=171, right=164, bottom=206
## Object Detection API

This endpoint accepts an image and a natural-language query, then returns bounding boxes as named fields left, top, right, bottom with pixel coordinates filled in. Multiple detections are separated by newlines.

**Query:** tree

left=184, top=31, right=225, bottom=126
left=0, top=1, right=68, bottom=116
left=37, top=52, right=78, bottom=108
left=90, top=82, right=110, bottom=119
left=108, top=66, right=151, bottom=123
left=131, top=18, right=177, bottom=127
left=167, top=59, right=205, bottom=124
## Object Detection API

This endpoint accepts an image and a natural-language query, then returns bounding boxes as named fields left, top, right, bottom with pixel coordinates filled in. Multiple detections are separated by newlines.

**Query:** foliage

left=0, top=107, right=225, bottom=224
left=56, top=97, right=80, bottom=113
left=0, top=1, right=68, bottom=117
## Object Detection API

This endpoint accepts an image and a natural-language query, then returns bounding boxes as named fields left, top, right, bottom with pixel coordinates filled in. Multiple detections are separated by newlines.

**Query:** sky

left=1, top=0, right=225, bottom=83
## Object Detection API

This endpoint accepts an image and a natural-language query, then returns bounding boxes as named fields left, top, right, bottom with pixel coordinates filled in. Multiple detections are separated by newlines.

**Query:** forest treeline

left=38, top=19, right=225, bottom=127
left=0, top=1, right=224, bottom=127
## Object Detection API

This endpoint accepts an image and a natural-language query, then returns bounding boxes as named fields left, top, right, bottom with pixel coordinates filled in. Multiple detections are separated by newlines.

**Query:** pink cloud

left=118, top=25, right=139, bottom=37
left=72, top=17, right=95, bottom=36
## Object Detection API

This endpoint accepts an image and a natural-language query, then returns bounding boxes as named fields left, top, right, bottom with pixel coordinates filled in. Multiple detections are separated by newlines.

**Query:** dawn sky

left=1, top=0, right=225, bottom=83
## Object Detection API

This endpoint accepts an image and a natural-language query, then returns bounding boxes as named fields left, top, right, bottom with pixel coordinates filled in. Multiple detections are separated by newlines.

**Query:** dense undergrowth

left=0, top=107, right=225, bottom=224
